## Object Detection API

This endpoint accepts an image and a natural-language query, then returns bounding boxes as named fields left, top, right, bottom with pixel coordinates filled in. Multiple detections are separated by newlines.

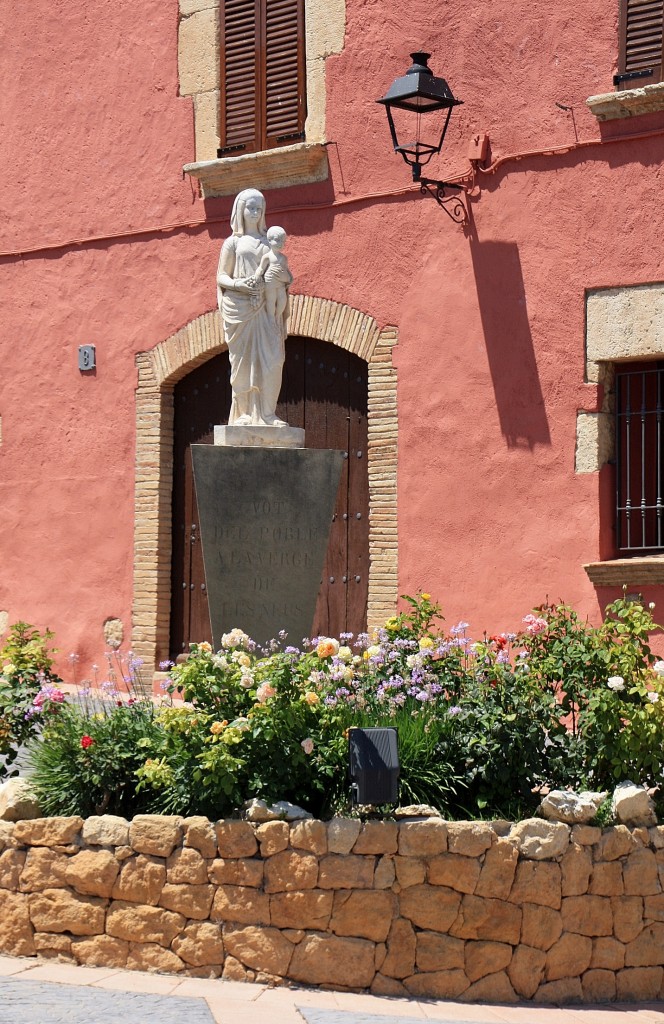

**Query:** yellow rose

left=210, top=720, right=227, bottom=735
left=385, top=617, right=398, bottom=629
left=338, top=646, right=352, bottom=662
left=199, top=641, right=212, bottom=653
left=421, top=593, right=431, bottom=601
left=419, top=636, right=434, bottom=650
left=304, top=691, right=319, bottom=706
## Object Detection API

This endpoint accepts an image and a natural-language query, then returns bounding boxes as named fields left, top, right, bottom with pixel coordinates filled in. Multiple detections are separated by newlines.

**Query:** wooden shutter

left=263, top=0, right=306, bottom=149
left=219, top=0, right=305, bottom=156
left=219, top=0, right=260, bottom=154
left=618, top=0, right=663, bottom=88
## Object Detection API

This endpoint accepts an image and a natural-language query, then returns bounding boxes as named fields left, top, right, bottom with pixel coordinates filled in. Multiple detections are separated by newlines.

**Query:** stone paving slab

left=0, top=978, right=216, bottom=1024
left=299, top=1011, right=486, bottom=1024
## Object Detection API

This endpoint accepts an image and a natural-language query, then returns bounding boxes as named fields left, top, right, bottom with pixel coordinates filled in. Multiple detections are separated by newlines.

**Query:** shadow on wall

left=469, top=236, right=551, bottom=450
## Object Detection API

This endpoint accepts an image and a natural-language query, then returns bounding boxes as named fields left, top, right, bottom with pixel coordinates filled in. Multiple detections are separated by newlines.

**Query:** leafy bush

left=28, top=648, right=161, bottom=816
left=0, top=622, right=64, bottom=778
left=29, top=697, right=160, bottom=816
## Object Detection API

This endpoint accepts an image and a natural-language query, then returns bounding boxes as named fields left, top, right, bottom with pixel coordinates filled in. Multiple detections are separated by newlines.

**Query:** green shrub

left=29, top=694, right=161, bottom=817
left=0, top=622, right=63, bottom=778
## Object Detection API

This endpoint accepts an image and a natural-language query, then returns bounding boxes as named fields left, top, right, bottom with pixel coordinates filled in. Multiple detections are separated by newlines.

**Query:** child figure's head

left=266, top=226, right=287, bottom=252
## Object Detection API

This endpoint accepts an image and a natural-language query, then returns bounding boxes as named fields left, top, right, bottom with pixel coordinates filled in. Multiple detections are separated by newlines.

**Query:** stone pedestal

left=214, top=424, right=305, bottom=448
left=191, top=445, right=343, bottom=647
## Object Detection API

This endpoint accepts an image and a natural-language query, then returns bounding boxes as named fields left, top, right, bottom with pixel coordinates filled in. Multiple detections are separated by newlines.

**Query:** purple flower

left=159, top=660, right=174, bottom=670
left=496, top=650, right=510, bottom=664
left=449, top=705, right=462, bottom=716
left=450, top=621, right=469, bottom=636
left=285, top=645, right=299, bottom=655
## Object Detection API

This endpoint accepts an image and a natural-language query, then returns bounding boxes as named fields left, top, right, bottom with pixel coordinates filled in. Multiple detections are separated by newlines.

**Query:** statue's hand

left=234, top=278, right=258, bottom=295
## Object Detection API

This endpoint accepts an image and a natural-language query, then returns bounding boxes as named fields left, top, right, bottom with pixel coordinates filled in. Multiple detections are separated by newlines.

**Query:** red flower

left=80, top=735, right=94, bottom=749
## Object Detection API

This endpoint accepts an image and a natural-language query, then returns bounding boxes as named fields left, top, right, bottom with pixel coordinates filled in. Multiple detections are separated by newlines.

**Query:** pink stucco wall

left=1, top=0, right=664, bottom=675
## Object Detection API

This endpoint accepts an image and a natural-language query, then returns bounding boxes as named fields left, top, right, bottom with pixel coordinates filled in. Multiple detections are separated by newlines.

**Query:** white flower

left=301, top=737, right=314, bottom=755
left=240, top=673, right=254, bottom=688
left=607, top=676, right=625, bottom=691
left=653, top=661, right=664, bottom=677
left=337, top=646, right=353, bottom=662
left=212, top=654, right=228, bottom=670
left=647, top=691, right=660, bottom=703
left=221, top=628, right=249, bottom=649
left=649, top=602, right=656, bottom=610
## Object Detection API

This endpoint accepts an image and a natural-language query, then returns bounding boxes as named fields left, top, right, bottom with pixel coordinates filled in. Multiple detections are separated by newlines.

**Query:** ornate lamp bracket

left=418, top=177, right=468, bottom=223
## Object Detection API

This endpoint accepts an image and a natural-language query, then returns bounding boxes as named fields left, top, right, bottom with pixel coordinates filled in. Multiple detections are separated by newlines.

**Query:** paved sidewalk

left=0, top=956, right=663, bottom=1024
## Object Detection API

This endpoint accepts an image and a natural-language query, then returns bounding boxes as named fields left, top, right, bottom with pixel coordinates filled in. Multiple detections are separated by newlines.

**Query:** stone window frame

left=132, top=296, right=398, bottom=670
left=576, top=281, right=664, bottom=585
left=178, top=0, right=345, bottom=197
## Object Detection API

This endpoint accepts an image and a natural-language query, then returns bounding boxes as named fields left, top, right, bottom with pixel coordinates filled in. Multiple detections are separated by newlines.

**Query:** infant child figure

left=254, top=226, right=293, bottom=325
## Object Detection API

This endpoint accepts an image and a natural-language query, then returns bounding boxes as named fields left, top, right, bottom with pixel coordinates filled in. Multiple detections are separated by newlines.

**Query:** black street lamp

left=377, top=51, right=466, bottom=221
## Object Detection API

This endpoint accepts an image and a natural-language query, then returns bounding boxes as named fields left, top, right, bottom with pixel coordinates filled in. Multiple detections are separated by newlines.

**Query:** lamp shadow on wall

left=469, top=236, right=551, bottom=450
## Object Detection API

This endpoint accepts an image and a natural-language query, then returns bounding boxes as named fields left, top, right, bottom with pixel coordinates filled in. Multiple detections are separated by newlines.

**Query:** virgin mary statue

left=216, top=188, right=289, bottom=426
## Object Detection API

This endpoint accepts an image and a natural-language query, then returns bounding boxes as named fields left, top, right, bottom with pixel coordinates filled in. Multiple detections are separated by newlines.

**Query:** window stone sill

left=183, top=141, right=329, bottom=198
left=584, top=556, right=664, bottom=586
left=586, top=82, right=664, bottom=122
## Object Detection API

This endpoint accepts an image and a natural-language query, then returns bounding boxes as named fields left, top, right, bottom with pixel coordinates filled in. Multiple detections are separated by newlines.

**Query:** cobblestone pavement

left=1, top=958, right=663, bottom=1024
left=0, top=978, right=215, bottom=1024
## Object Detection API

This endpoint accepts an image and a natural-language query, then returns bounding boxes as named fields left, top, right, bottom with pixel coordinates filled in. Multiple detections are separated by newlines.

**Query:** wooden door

left=170, top=337, right=368, bottom=658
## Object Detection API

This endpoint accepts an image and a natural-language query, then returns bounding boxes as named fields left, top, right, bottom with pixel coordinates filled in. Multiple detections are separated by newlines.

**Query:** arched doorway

left=170, top=336, right=369, bottom=656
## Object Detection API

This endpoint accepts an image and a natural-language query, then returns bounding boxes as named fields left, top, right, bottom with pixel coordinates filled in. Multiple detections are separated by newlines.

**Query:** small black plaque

left=191, top=446, right=344, bottom=647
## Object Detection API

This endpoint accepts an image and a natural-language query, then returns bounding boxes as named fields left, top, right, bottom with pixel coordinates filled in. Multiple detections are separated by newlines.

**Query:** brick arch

left=132, top=297, right=398, bottom=669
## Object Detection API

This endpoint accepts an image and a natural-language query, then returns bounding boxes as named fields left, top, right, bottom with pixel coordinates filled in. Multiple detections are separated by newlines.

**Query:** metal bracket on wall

left=418, top=178, right=468, bottom=224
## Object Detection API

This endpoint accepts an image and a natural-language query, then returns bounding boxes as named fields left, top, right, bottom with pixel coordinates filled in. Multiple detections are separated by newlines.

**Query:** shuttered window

left=617, top=0, right=663, bottom=88
left=219, top=0, right=306, bottom=156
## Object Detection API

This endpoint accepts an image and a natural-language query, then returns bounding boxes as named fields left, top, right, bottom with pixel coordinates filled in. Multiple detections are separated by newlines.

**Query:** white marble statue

left=217, top=189, right=292, bottom=427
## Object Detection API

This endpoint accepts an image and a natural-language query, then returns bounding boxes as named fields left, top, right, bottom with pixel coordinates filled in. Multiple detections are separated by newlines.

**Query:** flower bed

left=3, top=593, right=664, bottom=824
left=0, top=812, right=663, bottom=1003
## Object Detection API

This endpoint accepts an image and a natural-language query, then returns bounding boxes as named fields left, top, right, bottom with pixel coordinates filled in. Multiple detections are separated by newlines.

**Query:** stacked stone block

left=0, top=814, right=663, bottom=1002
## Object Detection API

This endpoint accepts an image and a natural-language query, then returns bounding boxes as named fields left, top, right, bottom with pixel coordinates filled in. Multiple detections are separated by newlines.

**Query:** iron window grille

left=615, top=363, right=664, bottom=554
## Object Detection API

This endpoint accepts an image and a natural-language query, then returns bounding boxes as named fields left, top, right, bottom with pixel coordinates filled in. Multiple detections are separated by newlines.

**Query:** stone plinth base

left=214, top=424, right=305, bottom=448
left=192, top=445, right=343, bottom=646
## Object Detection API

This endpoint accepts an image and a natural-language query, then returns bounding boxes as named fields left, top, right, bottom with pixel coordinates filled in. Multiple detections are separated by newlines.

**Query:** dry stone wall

left=0, top=814, right=663, bottom=1003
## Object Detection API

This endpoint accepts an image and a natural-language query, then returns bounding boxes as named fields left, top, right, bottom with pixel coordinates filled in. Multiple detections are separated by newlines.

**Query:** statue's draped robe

left=217, top=234, right=287, bottom=425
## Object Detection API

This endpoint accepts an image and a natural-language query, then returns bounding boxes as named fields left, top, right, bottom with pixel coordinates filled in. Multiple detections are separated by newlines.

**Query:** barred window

left=615, top=362, right=664, bottom=553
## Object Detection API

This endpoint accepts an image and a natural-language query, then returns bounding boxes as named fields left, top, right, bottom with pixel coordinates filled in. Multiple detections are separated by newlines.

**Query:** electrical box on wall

left=468, top=133, right=489, bottom=163
left=78, top=345, right=96, bottom=371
